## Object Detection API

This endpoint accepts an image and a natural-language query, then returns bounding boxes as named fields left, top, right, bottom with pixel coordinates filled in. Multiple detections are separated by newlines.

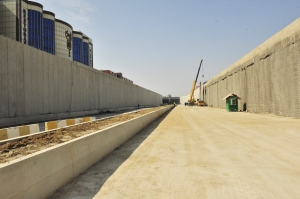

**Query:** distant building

left=0, top=0, right=93, bottom=67
left=180, top=83, right=204, bottom=104
left=162, top=97, right=180, bottom=104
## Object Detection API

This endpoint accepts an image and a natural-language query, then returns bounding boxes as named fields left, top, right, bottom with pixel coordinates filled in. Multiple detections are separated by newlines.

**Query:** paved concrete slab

left=50, top=106, right=300, bottom=199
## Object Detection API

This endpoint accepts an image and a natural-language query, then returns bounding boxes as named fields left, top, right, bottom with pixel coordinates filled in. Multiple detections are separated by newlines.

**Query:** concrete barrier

left=83, top=117, right=96, bottom=122
left=0, top=106, right=172, bottom=199
left=0, top=129, right=8, bottom=140
left=0, top=124, right=40, bottom=141
left=66, top=119, right=75, bottom=126
left=45, top=121, right=58, bottom=131
left=45, top=117, right=96, bottom=131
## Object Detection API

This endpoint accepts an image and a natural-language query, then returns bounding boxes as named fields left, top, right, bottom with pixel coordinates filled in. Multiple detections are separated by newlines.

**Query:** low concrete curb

left=0, top=106, right=172, bottom=199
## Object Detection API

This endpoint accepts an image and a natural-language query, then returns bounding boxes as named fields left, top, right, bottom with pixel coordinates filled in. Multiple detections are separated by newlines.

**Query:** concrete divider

left=66, top=119, right=75, bottom=126
left=83, top=117, right=96, bottom=122
left=83, top=117, right=91, bottom=122
left=75, top=118, right=84, bottom=124
left=57, top=120, right=67, bottom=128
left=0, top=124, right=40, bottom=141
left=45, top=121, right=58, bottom=131
left=0, top=106, right=172, bottom=199
left=0, top=129, right=8, bottom=140
left=45, top=117, right=97, bottom=131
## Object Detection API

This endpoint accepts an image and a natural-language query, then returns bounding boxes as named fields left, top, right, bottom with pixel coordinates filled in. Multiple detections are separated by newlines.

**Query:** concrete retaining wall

left=0, top=35, right=162, bottom=128
left=0, top=106, right=172, bottom=199
left=204, top=18, right=300, bottom=118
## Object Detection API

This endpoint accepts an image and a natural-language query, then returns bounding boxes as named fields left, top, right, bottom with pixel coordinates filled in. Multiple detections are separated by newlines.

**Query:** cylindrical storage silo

left=88, top=38, right=93, bottom=68
left=72, top=31, right=83, bottom=63
left=43, top=10, right=55, bottom=54
left=55, top=19, right=73, bottom=60
left=82, top=36, right=89, bottom=66
left=27, top=0, right=43, bottom=50
left=0, top=0, right=22, bottom=41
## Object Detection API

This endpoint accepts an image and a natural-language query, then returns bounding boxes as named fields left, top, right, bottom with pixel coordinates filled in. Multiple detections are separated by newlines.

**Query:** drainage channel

left=0, top=108, right=151, bottom=145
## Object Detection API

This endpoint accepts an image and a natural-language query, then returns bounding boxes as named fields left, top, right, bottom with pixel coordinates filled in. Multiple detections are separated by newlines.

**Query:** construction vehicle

left=196, top=99, right=206, bottom=106
left=188, top=59, right=203, bottom=106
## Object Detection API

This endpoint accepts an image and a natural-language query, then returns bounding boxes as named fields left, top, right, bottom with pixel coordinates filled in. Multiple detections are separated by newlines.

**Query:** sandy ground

left=0, top=107, right=163, bottom=163
left=50, top=105, right=300, bottom=199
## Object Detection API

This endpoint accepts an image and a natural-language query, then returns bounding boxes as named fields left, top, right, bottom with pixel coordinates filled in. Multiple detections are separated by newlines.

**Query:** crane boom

left=188, top=59, right=203, bottom=103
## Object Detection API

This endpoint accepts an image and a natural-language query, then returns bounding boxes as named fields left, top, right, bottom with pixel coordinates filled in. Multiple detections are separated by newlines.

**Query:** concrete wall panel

left=52, top=56, right=59, bottom=114
left=7, top=39, right=18, bottom=117
left=43, top=52, right=50, bottom=114
left=204, top=18, right=300, bottom=118
left=0, top=35, right=162, bottom=127
left=24, top=45, right=32, bottom=116
left=70, top=63, right=79, bottom=112
left=31, top=46, right=39, bottom=116
left=65, top=61, right=73, bottom=113
left=48, top=54, right=55, bottom=114
left=15, top=42, right=25, bottom=117
left=7, top=40, right=25, bottom=117
left=37, top=50, right=44, bottom=115
left=58, top=58, right=70, bottom=113
left=0, top=37, right=8, bottom=118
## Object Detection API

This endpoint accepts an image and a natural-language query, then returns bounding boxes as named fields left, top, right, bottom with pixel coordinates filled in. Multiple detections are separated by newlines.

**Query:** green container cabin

left=222, top=94, right=241, bottom=112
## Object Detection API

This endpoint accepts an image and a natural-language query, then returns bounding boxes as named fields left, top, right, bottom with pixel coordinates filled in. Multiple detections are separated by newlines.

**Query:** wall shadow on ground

left=49, top=108, right=174, bottom=199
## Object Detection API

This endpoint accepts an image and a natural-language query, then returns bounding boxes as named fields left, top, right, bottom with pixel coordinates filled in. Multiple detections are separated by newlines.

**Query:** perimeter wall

left=204, top=18, right=300, bottom=118
left=0, top=36, right=162, bottom=128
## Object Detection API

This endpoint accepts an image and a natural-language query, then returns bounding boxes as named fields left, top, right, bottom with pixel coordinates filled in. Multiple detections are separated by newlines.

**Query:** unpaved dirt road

left=50, top=106, right=300, bottom=199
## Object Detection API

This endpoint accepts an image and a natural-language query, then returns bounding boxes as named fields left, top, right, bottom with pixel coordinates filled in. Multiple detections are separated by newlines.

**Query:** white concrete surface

left=49, top=105, right=300, bottom=199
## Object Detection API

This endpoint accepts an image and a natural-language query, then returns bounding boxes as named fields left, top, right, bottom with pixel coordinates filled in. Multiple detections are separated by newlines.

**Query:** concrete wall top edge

left=205, top=17, right=300, bottom=87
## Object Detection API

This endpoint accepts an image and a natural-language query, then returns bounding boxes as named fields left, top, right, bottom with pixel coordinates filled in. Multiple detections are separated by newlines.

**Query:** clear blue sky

left=39, top=0, right=299, bottom=97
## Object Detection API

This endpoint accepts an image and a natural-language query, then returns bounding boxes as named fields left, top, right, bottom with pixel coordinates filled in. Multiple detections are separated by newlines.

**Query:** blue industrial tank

left=27, top=1, right=43, bottom=50
left=73, top=31, right=83, bottom=63
left=83, top=36, right=89, bottom=66
left=43, top=10, right=55, bottom=54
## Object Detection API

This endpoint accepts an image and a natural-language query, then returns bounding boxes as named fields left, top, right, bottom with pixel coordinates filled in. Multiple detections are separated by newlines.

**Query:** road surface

left=50, top=106, right=300, bottom=199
